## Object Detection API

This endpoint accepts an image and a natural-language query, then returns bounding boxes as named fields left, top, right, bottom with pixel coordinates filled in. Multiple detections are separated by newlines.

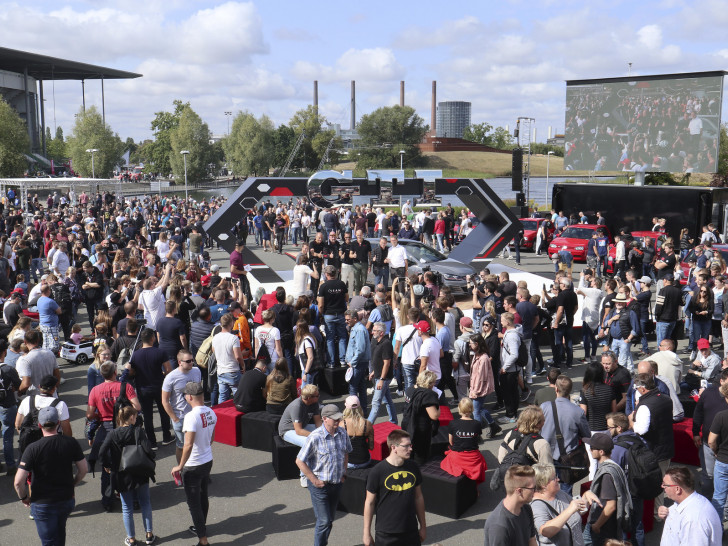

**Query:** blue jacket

left=345, top=322, right=370, bottom=369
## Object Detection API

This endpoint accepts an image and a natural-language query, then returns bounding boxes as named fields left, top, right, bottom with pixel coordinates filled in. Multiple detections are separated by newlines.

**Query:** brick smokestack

left=351, top=80, right=356, bottom=130
left=431, top=81, right=437, bottom=136
left=400, top=81, right=404, bottom=107
left=313, top=81, right=318, bottom=116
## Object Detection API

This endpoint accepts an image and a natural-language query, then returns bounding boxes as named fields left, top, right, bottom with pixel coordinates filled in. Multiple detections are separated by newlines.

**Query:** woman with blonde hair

left=263, top=358, right=297, bottom=416
left=497, top=405, right=553, bottom=466
left=530, top=463, right=586, bottom=546
left=87, top=343, right=112, bottom=394
left=8, top=316, right=32, bottom=342
left=440, top=398, right=488, bottom=483
left=402, top=370, right=441, bottom=464
left=339, top=395, right=374, bottom=469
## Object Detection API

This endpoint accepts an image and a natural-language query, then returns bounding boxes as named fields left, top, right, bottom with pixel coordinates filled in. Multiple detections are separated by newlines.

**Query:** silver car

left=366, top=238, right=475, bottom=295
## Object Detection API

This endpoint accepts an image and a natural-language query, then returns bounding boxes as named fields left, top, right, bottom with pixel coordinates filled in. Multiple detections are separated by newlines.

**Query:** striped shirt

left=297, top=425, right=352, bottom=484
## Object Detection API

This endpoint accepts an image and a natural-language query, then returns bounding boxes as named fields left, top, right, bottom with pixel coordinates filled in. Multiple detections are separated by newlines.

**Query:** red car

left=678, top=243, right=728, bottom=284
left=548, top=224, right=613, bottom=262
left=606, top=231, right=666, bottom=274
left=510, top=218, right=555, bottom=251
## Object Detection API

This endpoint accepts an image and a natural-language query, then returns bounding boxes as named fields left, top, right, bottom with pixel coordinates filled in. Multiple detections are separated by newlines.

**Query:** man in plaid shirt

left=296, top=404, right=352, bottom=546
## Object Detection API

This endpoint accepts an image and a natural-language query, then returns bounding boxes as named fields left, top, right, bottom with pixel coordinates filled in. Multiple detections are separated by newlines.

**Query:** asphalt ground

left=0, top=242, right=704, bottom=546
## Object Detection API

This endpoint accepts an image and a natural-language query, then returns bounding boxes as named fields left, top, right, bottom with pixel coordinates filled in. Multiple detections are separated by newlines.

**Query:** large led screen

left=564, top=72, right=724, bottom=173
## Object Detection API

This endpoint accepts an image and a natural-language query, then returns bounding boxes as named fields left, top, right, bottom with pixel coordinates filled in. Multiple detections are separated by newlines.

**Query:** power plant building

left=436, top=101, right=471, bottom=138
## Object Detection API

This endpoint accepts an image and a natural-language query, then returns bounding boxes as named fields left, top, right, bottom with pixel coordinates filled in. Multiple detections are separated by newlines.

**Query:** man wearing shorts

left=162, top=350, right=202, bottom=463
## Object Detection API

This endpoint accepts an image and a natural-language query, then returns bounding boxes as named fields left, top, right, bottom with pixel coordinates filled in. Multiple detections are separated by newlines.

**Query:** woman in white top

left=254, top=309, right=282, bottom=373
left=154, top=232, right=170, bottom=264
left=290, top=255, right=319, bottom=298
left=294, top=317, right=317, bottom=388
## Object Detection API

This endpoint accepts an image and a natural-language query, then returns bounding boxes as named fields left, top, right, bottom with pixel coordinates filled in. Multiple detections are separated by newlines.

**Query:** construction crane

left=316, top=135, right=336, bottom=171
left=275, top=131, right=305, bottom=177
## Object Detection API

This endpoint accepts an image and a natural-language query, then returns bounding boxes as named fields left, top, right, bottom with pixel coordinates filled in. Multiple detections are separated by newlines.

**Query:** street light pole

left=181, top=150, right=190, bottom=203
left=546, top=151, right=555, bottom=209
left=86, top=148, right=99, bottom=178
left=225, top=111, right=232, bottom=135
left=399, top=150, right=405, bottom=170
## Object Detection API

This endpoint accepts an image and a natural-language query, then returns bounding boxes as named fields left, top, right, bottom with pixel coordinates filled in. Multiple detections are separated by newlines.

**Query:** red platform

left=672, top=418, right=699, bottom=466
left=579, top=481, right=654, bottom=533
left=439, top=405, right=454, bottom=427
left=369, top=422, right=401, bottom=461
left=212, top=400, right=244, bottom=447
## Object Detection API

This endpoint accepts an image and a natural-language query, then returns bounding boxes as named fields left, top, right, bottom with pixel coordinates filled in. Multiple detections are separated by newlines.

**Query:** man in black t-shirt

left=14, top=406, right=87, bottom=545
left=309, top=231, right=326, bottom=295
left=367, top=323, right=396, bottom=424
left=602, top=350, right=631, bottom=412
left=553, top=277, right=579, bottom=368
left=324, top=230, right=341, bottom=271
left=339, top=232, right=355, bottom=292
left=318, top=265, right=349, bottom=367
left=364, top=429, right=425, bottom=546
left=350, top=229, right=372, bottom=294
left=234, top=360, right=267, bottom=413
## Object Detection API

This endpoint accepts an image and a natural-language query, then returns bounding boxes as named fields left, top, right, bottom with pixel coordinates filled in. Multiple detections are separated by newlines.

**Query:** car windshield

left=521, top=220, right=538, bottom=230
left=560, top=227, right=595, bottom=239
left=405, top=243, right=446, bottom=263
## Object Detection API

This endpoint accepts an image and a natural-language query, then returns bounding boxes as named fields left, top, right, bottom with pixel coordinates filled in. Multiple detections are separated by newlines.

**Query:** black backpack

left=113, top=379, right=143, bottom=429
left=489, top=431, right=540, bottom=491
left=50, top=283, right=73, bottom=312
left=504, top=331, right=529, bottom=368
left=0, top=364, right=13, bottom=404
left=19, top=395, right=61, bottom=454
left=614, top=435, right=662, bottom=499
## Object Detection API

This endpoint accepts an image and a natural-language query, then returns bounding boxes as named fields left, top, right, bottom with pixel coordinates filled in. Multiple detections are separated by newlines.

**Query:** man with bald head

left=647, top=338, right=683, bottom=393
left=626, top=360, right=683, bottom=422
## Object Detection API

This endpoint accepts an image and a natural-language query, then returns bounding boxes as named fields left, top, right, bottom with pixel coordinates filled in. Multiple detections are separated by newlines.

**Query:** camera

left=421, top=265, right=443, bottom=287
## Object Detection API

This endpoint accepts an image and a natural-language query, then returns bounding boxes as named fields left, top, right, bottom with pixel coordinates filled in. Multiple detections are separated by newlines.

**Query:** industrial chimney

left=351, top=81, right=356, bottom=130
left=313, top=81, right=318, bottom=116
left=431, top=81, right=437, bottom=136
left=400, top=81, right=405, bottom=107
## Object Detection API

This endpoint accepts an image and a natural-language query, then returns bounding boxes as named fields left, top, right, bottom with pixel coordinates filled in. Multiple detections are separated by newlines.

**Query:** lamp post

left=225, top=111, right=232, bottom=135
left=86, top=148, right=99, bottom=178
left=546, top=151, right=555, bottom=209
left=399, top=150, right=405, bottom=170
left=181, top=150, right=190, bottom=203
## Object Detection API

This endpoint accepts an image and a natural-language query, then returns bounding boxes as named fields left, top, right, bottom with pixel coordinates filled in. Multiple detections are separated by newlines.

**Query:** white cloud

left=638, top=25, right=663, bottom=50
left=292, top=48, right=404, bottom=85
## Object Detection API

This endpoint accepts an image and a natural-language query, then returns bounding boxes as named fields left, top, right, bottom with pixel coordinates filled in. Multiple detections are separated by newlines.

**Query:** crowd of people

left=2, top=187, right=728, bottom=545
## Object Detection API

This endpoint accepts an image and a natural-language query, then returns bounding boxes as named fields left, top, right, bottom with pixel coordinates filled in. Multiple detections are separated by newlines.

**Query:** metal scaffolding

left=515, top=117, right=535, bottom=205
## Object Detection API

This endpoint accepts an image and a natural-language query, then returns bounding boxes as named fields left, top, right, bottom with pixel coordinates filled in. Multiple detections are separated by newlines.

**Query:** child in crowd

left=14, top=273, right=27, bottom=295
left=70, top=323, right=84, bottom=345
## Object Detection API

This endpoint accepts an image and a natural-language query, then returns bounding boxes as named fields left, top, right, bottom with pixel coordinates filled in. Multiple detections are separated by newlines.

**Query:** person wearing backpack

left=608, top=411, right=661, bottom=546
left=0, top=338, right=20, bottom=473
left=87, top=362, right=141, bottom=512
left=16, top=374, right=72, bottom=458
left=499, top=312, right=524, bottom=424
left=497, top=406, right=553, bottom=470
left=99, top=406, right=158, bottom=546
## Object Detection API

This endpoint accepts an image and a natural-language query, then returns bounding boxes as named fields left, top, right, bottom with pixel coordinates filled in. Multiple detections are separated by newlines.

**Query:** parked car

left=511, top=218, right=555, bottom=251
left=366, top=238, right=476, bottom=295
left=679, top=243, right=728, bottom=284
left=606, top=231, right=666, bottom=274
left=548, top=225, right=613, bottom=262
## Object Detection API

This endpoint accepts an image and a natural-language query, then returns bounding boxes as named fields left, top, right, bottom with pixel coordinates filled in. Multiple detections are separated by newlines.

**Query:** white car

left=60, top=340, right=95, bottom=365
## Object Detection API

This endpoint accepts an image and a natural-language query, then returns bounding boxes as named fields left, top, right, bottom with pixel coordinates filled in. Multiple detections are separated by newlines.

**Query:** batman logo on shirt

left=384, top=471, right=416, bottom=491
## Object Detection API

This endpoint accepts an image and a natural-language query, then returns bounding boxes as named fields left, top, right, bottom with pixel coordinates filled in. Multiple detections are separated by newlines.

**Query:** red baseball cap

left=414, top=320, right=431, bottom=333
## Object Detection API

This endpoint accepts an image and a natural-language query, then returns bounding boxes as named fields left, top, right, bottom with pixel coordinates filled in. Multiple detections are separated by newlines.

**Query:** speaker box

left=511, top=148, right=523, bottom=191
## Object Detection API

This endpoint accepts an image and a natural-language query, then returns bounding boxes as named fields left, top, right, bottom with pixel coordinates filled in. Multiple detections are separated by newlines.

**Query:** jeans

left=120, top=483, right=153, bottom=539
left=402, top=364, right=418, bottom=391
left=522, top=338, right=533, bottom=382
left=435, top=233, right=445, bottom=252
left=530, top=331, right=545, bottom=373
left=471, top=396, right=494, bottom=426
left=31, top=257, right=43, bottom=283
left=352, top=262, right=367, bottom=294
left=367, top=378, right=397, bottom=424
left=583, top=522, right=606, bottom=546
left=283, top=424, right=316, bottom=447
left=701, top=441, right=718, bottom=501
left=656, top=321, right=676, bottom=348
left=582, top=323, right=598, bottom=359
left=173, top=419, right=185, bottom=449
left=611, top=338, right=634, bottom=372
left=348, top=366, right=369, bottom=416
left=0, top=404, right=17, bottom=468
left=626, top=495, right=645, bottom=546
left=291, top=227, right=301, bottom=246
left=554, top=324, right=573, bottom=367
left=31, top=498, right=75, bottom=546
left=138, top=387, right=172, bottom=447
left=639, top=319, right=650, bottom=352
left=182, top=460, right=212, bottom=540
left=85, top=298, right=102, bottom=329
left=373, top=265, right=389, bottom=290
left=308, top=481, right=343, bottom=546
left=301, top=371, right=319, bottom=390
left=324, top=314, right=347, bottom=366
left=217, top=371, right=241, bottom=403
left=693, top=319, right=711, bottom=344
left=712, top=459, right=728, bottom=518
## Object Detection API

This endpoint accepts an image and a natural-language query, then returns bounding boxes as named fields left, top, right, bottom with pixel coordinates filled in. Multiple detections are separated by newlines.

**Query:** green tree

left=45, top=125, right=67, bottom=161
left=0, top=99, right=30, bottom=176
left=711, top=124, right=728, bottom=187
left=463, top=122, right=514, bottom=150
left=272, top=124, right=295, bottom=169
left=169, top=105, right=213, bottom=184
left=356, top=105, right=428, bottom=169
left=222, top=111, right=275, bottom=176
left=148, top=100, right=189, bottom=176
left=65, top=106, right=124, bottom=178
left=288, top=105, right=343, bottom=172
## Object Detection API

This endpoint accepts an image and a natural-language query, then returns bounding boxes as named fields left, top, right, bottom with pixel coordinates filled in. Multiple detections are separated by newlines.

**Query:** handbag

left=118, top=427, right=156, bottom=479
left=551, top=401, right=589, bottom=484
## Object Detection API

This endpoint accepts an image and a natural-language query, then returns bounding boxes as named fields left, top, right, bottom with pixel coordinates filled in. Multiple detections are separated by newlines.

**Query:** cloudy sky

left=3, top=0, right=728, bottom=143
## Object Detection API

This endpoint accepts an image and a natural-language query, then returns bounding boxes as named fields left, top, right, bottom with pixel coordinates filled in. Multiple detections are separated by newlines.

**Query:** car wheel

left=76, top=353, right=89, bottom=365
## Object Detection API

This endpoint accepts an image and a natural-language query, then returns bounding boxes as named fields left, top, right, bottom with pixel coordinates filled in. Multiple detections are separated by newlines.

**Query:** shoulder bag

left=551, top=401, right=589, bottom=484
left=119, top=427, right=156, bottom=480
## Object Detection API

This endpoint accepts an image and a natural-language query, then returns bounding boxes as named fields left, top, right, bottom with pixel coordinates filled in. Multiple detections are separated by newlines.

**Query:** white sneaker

left=300, top=476, right=308, bottom=488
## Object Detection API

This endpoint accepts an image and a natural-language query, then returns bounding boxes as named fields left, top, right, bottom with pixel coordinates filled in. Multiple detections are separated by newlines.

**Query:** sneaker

left=520, top=388, right=531, bottom=402
left=491, top=403, right=505, bottom=412
left=497, top=416, right=517, bottom=425
left=482, top=425, right=493, bottom=440
left=161, top=437, right=175, bottom=446
left=536, top=369, right=548, bottom=376
left=396, top=390, right=404, bottom=397
left=150, top=445, right=158, bottom=452
left=188, top=526, right=197, bottom=536
left=29, top=513, right=34, bottom=520
left=145, top=534, right=157, bottom=545
left=124, top=538, right=137, bottom=546
left=489, top=423, right=503, bottom=437
left=300, top=475, right=308, bottom=488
